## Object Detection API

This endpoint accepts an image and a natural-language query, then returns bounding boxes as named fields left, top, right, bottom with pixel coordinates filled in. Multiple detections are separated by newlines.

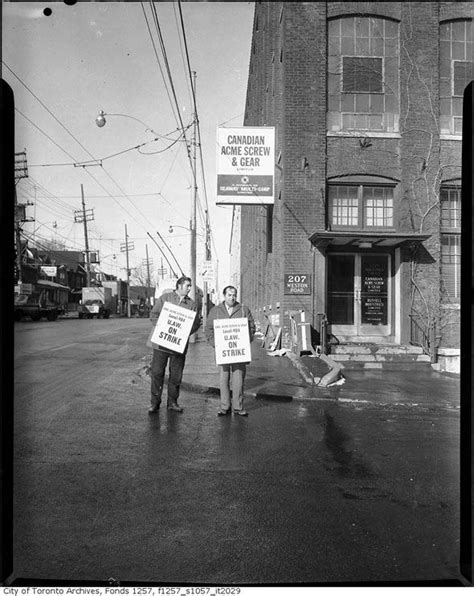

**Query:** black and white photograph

left=2, top=0, right=471, bottom=589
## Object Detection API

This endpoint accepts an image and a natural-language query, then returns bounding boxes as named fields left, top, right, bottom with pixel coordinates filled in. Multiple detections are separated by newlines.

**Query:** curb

left=336, top=397, right=460, bottom=410
left=180, top=380, right=294, bottom=402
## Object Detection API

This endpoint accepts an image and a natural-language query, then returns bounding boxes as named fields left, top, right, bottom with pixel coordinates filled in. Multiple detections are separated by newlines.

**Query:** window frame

left=453, top=60, right=474, bottom=97
left=440, top=19, right=473, bottom=136
left=328, top=183, right=395, bottom=231
left=440, top=185, right=461, bottom=302
left=327, top=15, right=400, bottom=134
left=342, top=56, right=384, bottom=94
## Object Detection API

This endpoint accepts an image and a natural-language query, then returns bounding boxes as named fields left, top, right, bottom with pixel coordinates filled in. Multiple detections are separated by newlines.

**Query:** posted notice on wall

left=216, top=126, right=275, bottom=205
left=149, top=302, right=197, bottom=354
left=214, top=318, right=252, bottom=365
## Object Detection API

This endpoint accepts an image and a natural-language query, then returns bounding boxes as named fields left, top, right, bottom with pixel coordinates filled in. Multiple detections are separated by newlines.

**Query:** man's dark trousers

left=150, top=349, right=186, bottom=408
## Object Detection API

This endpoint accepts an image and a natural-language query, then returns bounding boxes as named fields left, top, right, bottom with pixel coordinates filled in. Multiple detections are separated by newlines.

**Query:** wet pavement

left=9, top=319, right=464, bottom=586
left=179, top=335, right=460, bottom=411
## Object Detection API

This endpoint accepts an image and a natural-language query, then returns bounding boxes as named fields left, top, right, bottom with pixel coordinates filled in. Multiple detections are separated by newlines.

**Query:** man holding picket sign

left=148, top=276, right=200, bottom=414
left=205, top=286, right=256, bottom=417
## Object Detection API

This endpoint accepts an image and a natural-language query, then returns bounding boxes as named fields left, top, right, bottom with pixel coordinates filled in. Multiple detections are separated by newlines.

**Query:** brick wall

left=398, top=3, right=441, bottom=330
left=241, top=1, right=467, bottom=350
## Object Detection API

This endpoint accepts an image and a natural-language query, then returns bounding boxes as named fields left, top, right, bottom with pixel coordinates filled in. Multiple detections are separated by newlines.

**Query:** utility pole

left=14, top=151, right=31, bottom=284
left=202, top=210, right=212, bottom=331
left=74, top=184, right=94, bottom=287
left=190, top=70, right=198, bottom=341
left=120, top=224, right=134, bottom=318
left=143, top=244, right=153, bottom=308
left=158, top=258, right=167, bottom=280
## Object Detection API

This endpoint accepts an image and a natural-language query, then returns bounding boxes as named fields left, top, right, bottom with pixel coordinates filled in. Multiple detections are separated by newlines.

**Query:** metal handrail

left=409, top=312, right=439, bottom=363
left=317, top=312, right=328, bottom=355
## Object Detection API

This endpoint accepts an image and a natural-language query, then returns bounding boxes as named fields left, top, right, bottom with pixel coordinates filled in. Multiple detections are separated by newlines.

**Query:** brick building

left=232, top=1, right=473, bottom=372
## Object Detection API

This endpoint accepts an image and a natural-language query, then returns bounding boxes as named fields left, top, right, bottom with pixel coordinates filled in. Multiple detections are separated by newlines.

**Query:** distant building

left=235, top=1, right=472, bottom=372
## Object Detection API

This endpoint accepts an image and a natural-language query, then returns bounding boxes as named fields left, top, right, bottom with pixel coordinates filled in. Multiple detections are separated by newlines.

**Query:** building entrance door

left=327, top=253, right=391, bottom=339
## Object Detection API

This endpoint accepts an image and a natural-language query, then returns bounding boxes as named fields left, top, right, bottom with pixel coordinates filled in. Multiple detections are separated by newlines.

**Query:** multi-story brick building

left=232, top=1, right=473, bottom=372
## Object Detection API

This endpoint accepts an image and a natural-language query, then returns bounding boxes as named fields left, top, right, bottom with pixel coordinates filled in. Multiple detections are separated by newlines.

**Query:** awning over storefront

left=309, top=231, right=430, bottom=249
left=37, top=279, right=71, bottom=290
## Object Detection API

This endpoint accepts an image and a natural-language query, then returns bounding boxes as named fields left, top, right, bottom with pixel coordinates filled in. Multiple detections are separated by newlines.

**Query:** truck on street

left=77, top=286, right=113, bottom=319
left=14, top=280, right=69, bottom=322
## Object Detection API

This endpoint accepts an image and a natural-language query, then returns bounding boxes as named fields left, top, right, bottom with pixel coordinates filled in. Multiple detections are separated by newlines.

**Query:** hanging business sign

left=213, top=317, right=252, bottom=365
left=284, top=274, right=311, bottom=295
left=149, top=302, right=197, bottom=354
left=40, top=266, right=57, bottom=277
left=216, top=126, right=275, bottom=205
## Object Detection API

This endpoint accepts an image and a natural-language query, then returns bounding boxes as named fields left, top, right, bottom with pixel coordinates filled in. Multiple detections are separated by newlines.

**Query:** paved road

left=10, top=318, right=463, bottom=586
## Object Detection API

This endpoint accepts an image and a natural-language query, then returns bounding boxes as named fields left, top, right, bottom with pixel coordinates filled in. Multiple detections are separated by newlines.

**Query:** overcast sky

left=3, top=1, right=254, bottom=291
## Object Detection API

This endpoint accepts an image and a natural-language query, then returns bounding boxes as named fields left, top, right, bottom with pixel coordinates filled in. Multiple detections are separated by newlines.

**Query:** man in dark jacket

left=148, top=276, right=200, bottom=414
left=205, top=286, right=255, bottom=417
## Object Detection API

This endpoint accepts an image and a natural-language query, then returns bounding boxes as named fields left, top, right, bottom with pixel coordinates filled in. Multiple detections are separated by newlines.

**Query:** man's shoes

left=148, top=406, right=160, bottom=414
left=167, top=403, right=183, bottom=412
left=232, top=409, right=248, bottom=416
left=217, top=409, right=231, bottom=416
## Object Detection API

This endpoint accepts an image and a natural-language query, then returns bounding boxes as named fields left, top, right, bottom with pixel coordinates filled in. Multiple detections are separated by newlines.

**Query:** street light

left=94, top=108, right=199, bottom=322
left=169, top=224, right=192, bottom=235
left=95, top=110, right=159, bottom=136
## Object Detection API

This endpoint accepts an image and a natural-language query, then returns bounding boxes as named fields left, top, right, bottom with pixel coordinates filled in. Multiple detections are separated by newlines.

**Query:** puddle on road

left=323, top=411, right=376, bottom=479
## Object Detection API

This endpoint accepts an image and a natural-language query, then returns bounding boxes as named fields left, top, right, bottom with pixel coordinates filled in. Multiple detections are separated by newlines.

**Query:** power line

left=140, top=1, right=181, bottom=128
left=3, top=60, right=97, bottom=161
left=148, top=0, right=196, bottom=181
left=5, top=64, right=173, bottom=241
left=176, top=0, right=217, bottom=258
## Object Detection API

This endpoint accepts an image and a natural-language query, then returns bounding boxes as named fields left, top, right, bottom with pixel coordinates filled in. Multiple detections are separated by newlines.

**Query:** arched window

left=327, top=16, right=399, bottom=133
left=440, top=19, right=474, bottom=136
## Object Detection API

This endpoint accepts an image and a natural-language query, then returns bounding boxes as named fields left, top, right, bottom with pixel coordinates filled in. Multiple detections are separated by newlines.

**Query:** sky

left=3, top=1, right=255, bottom=294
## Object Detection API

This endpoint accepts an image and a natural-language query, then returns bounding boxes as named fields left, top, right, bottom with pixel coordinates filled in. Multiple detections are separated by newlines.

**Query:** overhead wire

left=8, top=8, right=205, bottom=273
left=140, top=1, right=180, bottom=128
left=148, top=0, right=196, bottom=181
left=14, top=103, right=158, bottom=233
left=176, top=0, right=217, bottom=259
left=6, top=64, right=182, bottom=246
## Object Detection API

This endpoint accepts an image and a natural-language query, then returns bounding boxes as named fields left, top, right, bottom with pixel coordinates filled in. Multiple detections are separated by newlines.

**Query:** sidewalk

left=179, top=334, right=460, bottom=410
left=181, top=334, right=332, bottom=401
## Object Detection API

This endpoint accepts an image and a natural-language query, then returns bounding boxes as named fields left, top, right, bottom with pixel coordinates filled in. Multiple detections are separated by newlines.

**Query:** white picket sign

left=150, top=302, right=196, bottom=354
left=214, top=317, right=251, bottom=365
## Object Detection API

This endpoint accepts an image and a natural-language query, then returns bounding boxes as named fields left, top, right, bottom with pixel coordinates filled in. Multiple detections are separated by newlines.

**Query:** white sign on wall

left=200, top=261, right=214, bottom=281
left=216, top=126, right=275, bottom=205
left=213, top=317, right=252, bottom=365
left=150, top=302, right=196, bottom=354
left=40, top=266, right=57, bottom=277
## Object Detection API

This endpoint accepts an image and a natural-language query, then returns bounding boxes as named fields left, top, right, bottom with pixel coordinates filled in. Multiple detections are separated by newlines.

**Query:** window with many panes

left=327, top=16, right=399, bottom=133
left=328, top=184, right=394, bottom=229
left=440, top=19, right=474, bottom=135
left=440, top=186, right=461, bottom=301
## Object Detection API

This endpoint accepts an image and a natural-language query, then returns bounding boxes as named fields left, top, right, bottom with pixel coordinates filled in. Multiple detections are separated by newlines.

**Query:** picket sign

left=214, top=317, right=251, bottom=365
left=149, top=302, right=196, bottom=354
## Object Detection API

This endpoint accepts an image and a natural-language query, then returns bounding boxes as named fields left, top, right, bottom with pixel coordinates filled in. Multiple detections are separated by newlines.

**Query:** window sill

left=441, top=303, right=460, bottom=310
left=327, top=131, right=401, bottom=139
left=440, top=134, right=462, bottom=141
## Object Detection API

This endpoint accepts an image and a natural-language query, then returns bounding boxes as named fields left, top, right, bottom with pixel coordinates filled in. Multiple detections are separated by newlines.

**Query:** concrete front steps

left=328, top=343, right=432, bottom=370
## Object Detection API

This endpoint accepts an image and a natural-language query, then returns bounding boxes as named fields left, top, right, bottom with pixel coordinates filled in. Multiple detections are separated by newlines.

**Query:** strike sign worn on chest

left=213, top=317, right=251, bottom=365
left=150, top=302, right=196, bottom=354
